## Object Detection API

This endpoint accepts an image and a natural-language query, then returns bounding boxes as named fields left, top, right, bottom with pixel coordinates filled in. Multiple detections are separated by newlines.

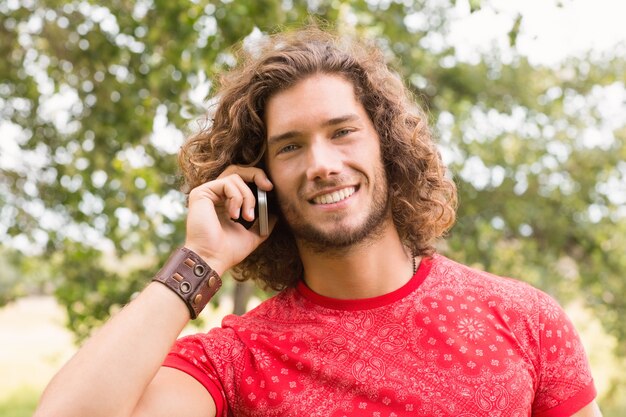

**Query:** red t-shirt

left=164, top=255, right=596, bottom=416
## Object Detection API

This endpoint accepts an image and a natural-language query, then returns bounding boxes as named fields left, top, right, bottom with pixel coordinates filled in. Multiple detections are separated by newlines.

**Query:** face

left=265, top=74, right=392, bottom=252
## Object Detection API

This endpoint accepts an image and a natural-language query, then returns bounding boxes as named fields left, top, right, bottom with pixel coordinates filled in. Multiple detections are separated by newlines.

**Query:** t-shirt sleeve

left=162, top=334, right=229, bottom=417
left=530, top=290, right=596, bottom=417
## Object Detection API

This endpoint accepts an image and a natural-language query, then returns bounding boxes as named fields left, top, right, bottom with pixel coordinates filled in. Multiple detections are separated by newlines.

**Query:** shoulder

left=228, top=286, right=312, bottom=322
left=425, top=254, right=576, bottom=340
left=167, top=290, right=299, bottom=367
left=213, top=286, right=320, bottom=337
left=428, top=254, right=545, bottom=303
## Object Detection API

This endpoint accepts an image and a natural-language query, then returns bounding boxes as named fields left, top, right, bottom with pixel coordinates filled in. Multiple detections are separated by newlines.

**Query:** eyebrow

left=267, top=113, right=361, bottom=145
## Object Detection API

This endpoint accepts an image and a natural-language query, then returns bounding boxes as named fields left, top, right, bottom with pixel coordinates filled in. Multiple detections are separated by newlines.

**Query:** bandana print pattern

left=165, top=255, right=595, bottom=417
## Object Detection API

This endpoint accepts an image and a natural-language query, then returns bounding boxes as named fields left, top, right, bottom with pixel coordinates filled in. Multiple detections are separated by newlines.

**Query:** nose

left=305, top=137, right=343, bottom=181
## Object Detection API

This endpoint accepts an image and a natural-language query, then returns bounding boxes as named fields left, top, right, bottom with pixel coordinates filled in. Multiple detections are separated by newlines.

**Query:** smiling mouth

left=311, top=187, right=356, bottom=205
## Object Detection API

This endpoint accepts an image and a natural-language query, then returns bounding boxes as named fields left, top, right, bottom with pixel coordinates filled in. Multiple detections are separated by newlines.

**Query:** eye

left=277, top=144, right=299, bottom=154
left=333, top=128, right=353, bottom=138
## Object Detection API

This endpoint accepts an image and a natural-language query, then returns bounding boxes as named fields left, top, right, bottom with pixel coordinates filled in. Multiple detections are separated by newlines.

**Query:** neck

left=297, top=219, right=417, bottom=299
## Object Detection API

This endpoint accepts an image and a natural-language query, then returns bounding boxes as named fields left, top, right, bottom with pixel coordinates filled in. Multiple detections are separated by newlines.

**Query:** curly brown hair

left=179, top=27, right=457, bottom=291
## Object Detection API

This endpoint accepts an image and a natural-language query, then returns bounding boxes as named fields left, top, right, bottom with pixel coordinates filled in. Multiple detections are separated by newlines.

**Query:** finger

left=195, top=174, right=254, bottom=220
left=227, top=175, right=257, bottom=221
left=222, top=181, right=245, bottom=220
left=218, top=165, right=261, bottom=181
left=251, top=171, right=273, bottom=192
left=219, top=165, right=273, bottom=192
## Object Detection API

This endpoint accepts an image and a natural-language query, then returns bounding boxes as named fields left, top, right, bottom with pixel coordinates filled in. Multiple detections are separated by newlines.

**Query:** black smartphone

left=234, top=183, right=270, bottom=236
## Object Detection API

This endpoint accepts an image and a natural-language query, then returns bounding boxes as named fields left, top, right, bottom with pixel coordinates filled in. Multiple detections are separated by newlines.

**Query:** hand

left=183, top=166, right=276, bottom=275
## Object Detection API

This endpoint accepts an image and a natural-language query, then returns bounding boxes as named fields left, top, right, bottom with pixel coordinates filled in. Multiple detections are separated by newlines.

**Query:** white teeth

left=312, top=187, right=356, bottom=204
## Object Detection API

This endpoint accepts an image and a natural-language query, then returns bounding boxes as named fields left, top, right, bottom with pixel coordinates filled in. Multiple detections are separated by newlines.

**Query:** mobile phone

left=234, top=183, right=269, bottom=236
left=257, top=188, right=269, bottom=236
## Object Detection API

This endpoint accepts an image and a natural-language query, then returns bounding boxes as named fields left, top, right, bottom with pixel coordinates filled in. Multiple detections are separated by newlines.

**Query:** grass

left=0, top=388, right=39, bottom=417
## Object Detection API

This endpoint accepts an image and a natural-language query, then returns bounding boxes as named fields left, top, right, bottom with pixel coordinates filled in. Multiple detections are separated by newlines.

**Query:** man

left=35, top=28, right=601, bottom=417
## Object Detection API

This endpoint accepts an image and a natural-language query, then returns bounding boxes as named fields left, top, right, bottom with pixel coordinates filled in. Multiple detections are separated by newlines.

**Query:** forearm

left=35, top=282, right=192, bottom=417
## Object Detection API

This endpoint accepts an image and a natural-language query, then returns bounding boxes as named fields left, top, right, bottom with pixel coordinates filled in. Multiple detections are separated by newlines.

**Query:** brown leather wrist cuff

left=152, top=247, right=222, bottom=319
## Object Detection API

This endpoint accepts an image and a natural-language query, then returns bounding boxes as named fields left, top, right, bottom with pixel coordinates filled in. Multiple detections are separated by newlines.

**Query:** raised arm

left=34, top=167, right=274, bottom=417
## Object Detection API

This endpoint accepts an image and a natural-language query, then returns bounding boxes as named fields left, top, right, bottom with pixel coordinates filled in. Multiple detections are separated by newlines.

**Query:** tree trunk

left=232, top=281, right=254, bottom=316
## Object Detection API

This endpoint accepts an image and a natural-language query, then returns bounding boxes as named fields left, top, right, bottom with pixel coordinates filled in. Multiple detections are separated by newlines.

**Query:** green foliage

left=1, top=0, right=624, bottom=364
left=0, top=248, right=54, bottom=305
left=0, top=249, right=23, bottom=305
left=51, top=241, right=149, bottom=342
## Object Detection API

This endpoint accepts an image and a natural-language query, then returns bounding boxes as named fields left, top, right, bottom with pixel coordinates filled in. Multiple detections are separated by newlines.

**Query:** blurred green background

left=1, top=0, right=625, bottom=415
